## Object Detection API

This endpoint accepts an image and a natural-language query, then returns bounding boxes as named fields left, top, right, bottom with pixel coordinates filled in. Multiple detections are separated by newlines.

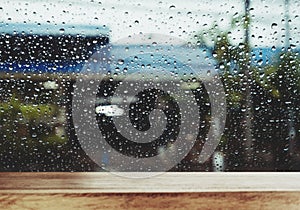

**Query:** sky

left=0, top=0, right=299, bottom=47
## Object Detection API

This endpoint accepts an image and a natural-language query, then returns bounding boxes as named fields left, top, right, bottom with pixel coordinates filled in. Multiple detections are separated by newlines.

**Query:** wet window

left=0, top=0, right=299, bottom=173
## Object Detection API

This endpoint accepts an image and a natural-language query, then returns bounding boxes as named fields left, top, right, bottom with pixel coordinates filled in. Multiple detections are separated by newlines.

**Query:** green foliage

left=193, top=14, right=300, bottom=170
left=20, top=104, right=56, bottom=121
left=194, top=19, right=253, bottom=108
left=271, top=52, right=300, bottom=99
left=0, top=94, right=67, bottom=157
left=194, top=16, right=300, bottom=106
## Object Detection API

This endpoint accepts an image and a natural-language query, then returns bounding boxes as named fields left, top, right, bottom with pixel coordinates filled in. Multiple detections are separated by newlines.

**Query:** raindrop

left=290, top=44, right=296, bottom=50
left=238, top=43, right=245, bottom=49
left=117, top=59, right=124, bottom=65
left=257, top=59, right=263, bottom=66
left=271, top=23, right=278, bottom=29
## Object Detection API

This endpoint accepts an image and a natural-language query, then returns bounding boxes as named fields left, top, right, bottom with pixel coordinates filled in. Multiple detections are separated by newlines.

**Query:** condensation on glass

left=0, top=0, right=299, bottom=172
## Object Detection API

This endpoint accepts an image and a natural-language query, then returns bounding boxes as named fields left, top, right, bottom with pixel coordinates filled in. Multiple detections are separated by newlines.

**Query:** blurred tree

left=192, top=0, right=300, bottom=171
left=193, top=3, right=256, bottom=170
left=267, top=51, right=300, bottom=170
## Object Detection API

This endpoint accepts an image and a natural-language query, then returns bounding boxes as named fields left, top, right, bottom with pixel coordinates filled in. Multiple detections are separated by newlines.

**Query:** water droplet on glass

left=117, top=59, right=124, bottom=65
left=271, top=23, right=278, bottom=29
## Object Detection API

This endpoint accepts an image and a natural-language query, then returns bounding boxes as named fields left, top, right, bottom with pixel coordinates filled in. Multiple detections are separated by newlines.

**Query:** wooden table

left=1, top=172, right=300, bottom=209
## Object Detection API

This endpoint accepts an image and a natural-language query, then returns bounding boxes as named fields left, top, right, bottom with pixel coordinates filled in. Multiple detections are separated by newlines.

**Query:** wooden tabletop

left=1, top=172, right=300, bottom=209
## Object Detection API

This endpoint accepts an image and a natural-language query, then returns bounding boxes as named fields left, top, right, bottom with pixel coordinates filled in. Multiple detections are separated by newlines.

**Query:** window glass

left=0, top=0, right=299, bottom=172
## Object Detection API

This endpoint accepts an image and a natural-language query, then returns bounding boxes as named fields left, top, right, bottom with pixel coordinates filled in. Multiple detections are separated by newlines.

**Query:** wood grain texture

left=1, top=192, right=300, bottom=210
left=1, top=172, right=300, bottom=193
left=1, top=173, right=300, bottom=209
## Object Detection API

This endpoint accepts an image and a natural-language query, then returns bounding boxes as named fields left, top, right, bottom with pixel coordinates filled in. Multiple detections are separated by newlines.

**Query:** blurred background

left=0, top=0, right=299, bottom=171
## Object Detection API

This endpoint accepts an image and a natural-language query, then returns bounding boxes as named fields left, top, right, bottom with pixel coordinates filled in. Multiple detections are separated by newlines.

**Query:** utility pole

left=244, top=0, right=250, bottom=45
left=284, top=0, right=290, bottom=48
left=284, top=0, right=296, bottom=156
left=243, top=0, right=254, bottom=169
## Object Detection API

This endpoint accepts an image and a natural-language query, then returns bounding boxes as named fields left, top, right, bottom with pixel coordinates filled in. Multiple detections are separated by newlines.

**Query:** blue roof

left=0, top=22, right=109, bottom=37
